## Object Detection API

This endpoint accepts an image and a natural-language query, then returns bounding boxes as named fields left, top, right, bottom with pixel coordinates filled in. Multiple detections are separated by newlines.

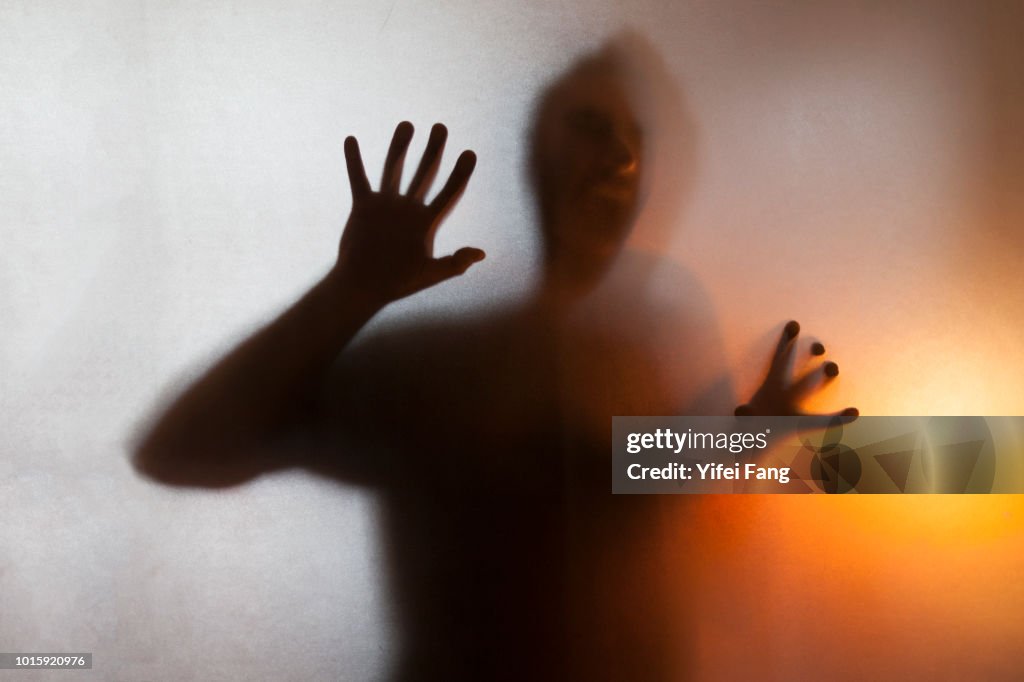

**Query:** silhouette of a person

left=136, top=41, right=856, bottom=681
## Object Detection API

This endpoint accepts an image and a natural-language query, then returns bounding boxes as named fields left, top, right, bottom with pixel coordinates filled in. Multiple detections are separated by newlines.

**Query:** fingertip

left=431, top=122, right=448, bottom=137
left=734, top=404, right=753, bottom=417
left=811, top=342, right=826, bottom=356
left=389, top=122, right=414, bottom=149
left=784, top=320, right=800, bottom=339
left=459, top=150, right=478, bottom=170
left=824, top=361, right=839, bottom=378
left=842, top=407, right=859, bottom=417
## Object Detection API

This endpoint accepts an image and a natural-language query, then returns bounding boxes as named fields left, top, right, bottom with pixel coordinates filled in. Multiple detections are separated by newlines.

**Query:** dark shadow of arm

left=132, top=271, right=383, bottom=487
left=132, top=122, right=484, bottom=488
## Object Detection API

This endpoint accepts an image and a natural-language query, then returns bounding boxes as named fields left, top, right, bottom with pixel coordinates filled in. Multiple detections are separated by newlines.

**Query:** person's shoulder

left=329, top=298, right=529, bottom=396
left=356, top=298, right=512, bottom=352
left=316, top=297, right=529, bottom=471
left=583, top=249, right=717, bottom=336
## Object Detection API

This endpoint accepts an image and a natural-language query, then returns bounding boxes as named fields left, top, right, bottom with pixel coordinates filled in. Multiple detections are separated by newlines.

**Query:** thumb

left=419, top=247, right=486, bottom=289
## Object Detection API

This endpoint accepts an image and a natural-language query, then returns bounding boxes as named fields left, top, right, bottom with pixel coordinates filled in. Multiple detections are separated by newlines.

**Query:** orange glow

left=680, top=495, right=1024, bottom=679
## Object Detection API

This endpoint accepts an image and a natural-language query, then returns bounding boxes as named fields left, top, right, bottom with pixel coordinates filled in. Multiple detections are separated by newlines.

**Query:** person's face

left=535, top=71, right=645, bottom=261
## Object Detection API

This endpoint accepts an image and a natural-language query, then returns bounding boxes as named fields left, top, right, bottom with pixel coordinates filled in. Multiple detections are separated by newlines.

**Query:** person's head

left=529, top=46, right=647, bottom=285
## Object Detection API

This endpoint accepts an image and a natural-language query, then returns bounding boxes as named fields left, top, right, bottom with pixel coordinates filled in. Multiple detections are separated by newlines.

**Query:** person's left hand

left=735, top=321, right=859, bottom=426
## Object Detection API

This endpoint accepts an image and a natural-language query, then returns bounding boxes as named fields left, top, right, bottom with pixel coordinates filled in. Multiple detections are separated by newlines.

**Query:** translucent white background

left=2, top=1, right=1022, bottom=679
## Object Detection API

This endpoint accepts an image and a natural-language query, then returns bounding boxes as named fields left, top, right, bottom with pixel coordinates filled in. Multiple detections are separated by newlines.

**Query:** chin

left=581, top=197, right=637, bottom=238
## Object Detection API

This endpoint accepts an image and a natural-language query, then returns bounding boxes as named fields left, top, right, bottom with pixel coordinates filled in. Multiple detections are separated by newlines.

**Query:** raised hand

left=335, top=121, right=485, bottom=305
left=735, top=321, right=859, bottom=424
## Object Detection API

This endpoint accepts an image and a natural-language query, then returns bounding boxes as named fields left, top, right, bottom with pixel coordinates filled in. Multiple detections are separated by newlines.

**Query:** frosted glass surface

left=2, top=1, right=1022, bottom=679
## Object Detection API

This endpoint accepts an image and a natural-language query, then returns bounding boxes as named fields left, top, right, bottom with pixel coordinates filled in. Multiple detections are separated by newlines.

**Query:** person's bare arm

left=134, top=122, right=484, bottom=486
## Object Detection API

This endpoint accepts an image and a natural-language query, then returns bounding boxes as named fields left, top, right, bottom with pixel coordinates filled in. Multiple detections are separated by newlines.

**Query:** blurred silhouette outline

left=135, top=34, right=856, bottom=681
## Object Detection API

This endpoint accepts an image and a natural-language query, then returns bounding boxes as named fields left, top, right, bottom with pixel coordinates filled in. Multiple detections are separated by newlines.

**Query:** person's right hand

left=334, top=121, right=485, bottom=306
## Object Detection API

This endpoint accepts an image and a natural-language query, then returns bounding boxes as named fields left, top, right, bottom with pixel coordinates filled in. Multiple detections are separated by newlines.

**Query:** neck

left=534, top=248, right=614, bottom=313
